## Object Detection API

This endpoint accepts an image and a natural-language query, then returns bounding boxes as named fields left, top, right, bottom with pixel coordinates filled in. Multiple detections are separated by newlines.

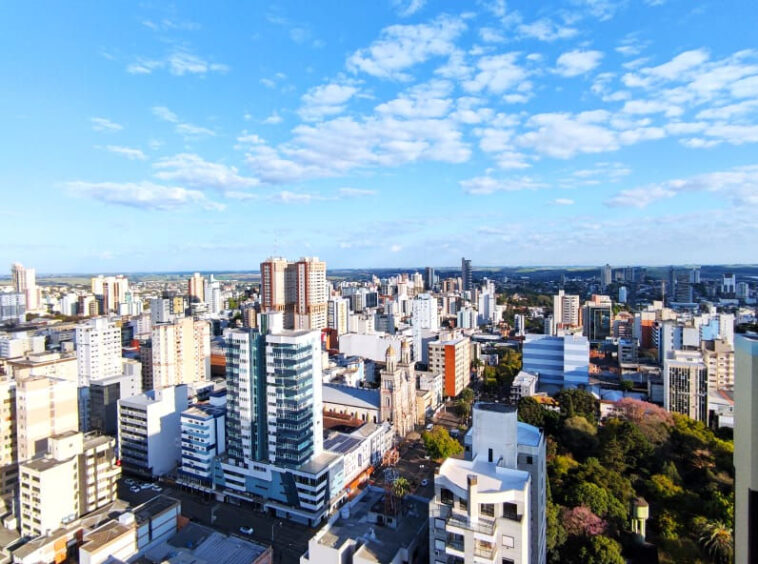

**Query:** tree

left=556, top=389, right=599, bottom=423
left=619, top=379, right=634, bottom=392
left=546, top=502, right=567, bottom=559
left=576, top=536, right=625, bottom=564
left=422, top=426, right=463, bottom=460
left=518, top=396, right=545, bottom=427
left=561, top=505, right=607, bottom=536
left=460, top=388, right=474, bottom=403
left=696, top=520, right=733, bottom=564
left=566, top=482, right=628, bottom=525
left=561, top=416, right=598, bottom=459
left=456, top=398, right=472, bottom=419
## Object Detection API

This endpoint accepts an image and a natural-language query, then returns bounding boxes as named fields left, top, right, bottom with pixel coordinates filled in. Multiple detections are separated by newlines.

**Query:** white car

left=124, top=478, right=136, bottom=485
left=151, top=485, right=163, bottom=492
left=129, top=486, right=140, bottom=493
left=239, top=526, right=254, bottom=535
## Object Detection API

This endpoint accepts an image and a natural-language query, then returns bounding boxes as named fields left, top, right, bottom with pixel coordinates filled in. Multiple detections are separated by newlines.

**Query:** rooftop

left=133, top=495, right=181, bottom=525
left=144, top=522, right=269, bottom=564
left=80, top=521, right=134, bottom=553
left=322, top=383, right=380, bottom=410
left=297, top=451, right=341, bottom=475
left=316, top=487, right=428, bottom=563
left=437, top=457, right=530, bottom=494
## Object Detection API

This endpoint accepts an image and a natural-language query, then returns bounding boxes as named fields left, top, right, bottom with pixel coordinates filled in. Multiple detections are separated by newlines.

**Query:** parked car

left=129, top=486, right=140, bottom=493
left=124, top=478, right=136, bottom=485
left=239, top=526, right=254, bottom=535
left=151, top=485, right=162, bottom=492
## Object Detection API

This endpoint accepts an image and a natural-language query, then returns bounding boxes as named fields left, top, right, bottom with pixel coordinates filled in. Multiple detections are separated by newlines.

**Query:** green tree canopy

left=422, top=426, right=463, bottom=460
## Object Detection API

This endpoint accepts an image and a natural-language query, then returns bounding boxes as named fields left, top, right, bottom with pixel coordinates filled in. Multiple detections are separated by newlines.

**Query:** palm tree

left=697, top=520, right=733, bottom=564
left=391, top=477, right=410, bottom=514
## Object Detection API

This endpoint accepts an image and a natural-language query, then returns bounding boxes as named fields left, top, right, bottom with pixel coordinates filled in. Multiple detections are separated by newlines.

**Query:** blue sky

left=2, top=0, right=757, bottom=273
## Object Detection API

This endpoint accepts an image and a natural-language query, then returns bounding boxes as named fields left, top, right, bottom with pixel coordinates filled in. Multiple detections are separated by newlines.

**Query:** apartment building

left=663, top=350, right=708, bottom=423
left=117, top=385, right=189, bottom=477
left=428, top=335, right=471, bottom=398
left=179, top=401, right=226, bottom=486
left=75, top=317, right=123, bottom=386
left=19, top=432, right=120, bottom=537
left=701, top=339, right=735, bottom=391
left=151, top=317, right=210, bottom=389
left=430, top=404, right=546, bottom=564
left=260, top=257, right=328, bottom=330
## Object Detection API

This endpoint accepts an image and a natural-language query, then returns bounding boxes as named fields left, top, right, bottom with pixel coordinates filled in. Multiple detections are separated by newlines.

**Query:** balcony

left=473, top=545, right=497, bottom=562
left=447, top=511, right=496, bottom=536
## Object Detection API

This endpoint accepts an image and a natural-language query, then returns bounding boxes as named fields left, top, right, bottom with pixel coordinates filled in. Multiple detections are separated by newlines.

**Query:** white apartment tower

left=75, top=317, right=123, bottom=386
left=327, top=297, right=350, bottom=335
left=735, top=333, right=758, bottom=563
left=430, top=403, right=546, bottom=564
left=412, top=293, right=439, bottom=362
left=552, top=290, right=580, bottom=332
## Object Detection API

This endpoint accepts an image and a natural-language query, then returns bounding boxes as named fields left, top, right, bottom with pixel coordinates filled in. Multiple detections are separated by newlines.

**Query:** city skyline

left=3, top=1, right=758, bottom=271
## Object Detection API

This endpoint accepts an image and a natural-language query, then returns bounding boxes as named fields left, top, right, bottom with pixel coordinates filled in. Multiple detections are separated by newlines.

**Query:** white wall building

left=76, top=317, right=123, bottom=386
left=412, top=294, right=440, bottom=362
left=118, top=385, right=189, bottom=477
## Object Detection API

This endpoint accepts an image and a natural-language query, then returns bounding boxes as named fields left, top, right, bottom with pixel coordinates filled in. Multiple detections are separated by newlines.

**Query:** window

left=502, top=502, right=518, bottom=520
left=458, top=497, right=468, bottom=511
left=480, top=503, right=494, bottom=517
left=435, top=518, right=445, bottom=529
left=526, top=455, right=533, bottom=465
left=488, top=448, right=493, bottom=463
left=440, top=488, right=454, bottom=506
left=502, top=535, right=515, bottom=548
left=502, top=559, right=515, bottom=564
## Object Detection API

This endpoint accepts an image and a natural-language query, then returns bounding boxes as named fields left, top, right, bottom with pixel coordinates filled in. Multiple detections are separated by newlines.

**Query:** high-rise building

left=19, top=432, right=120, bottom=537
left=0, top=292, right=26, bottom=323
left=91, top=275, right=129, bottom=313
left=150, top=317, right=210, bottom=389
left=265, top=330, right=324, bottom=467
left=118, top=385, right=189, bottom=477
left=16, top=375, right=79, bottom=462
left=618, top=286, right=628, bottom=304
left=327, top=297, right=350, bottom=336
left=188, top=272, right=206, bottom=304
left=430, top=403, right=546, bottom=564
left=379, top=342, right=417, bottom=439
left=663, top=350, right=708, bottom=422
left=735, top=333, right=758, bottom=563
left=424, top=266, right=435, bottom=291
left=552, top=290, right=580, bottom=332
left=412, top=293, right=439, bottom=362
left=721, top=273, right=736, bottom=295
left=582, top=295, right=613, bottom=343
left=522, top=334, right=590, bottom=387
left=461, top=258, right=473, bottom=293
left=75, top=317, right=123, bottom=386
left=701, top=339, right=735, bottom=391
left=11, top=262, right=38, bottom=311
left=601, top=264, right=612, bottom=290
left=0, top=378, right=17, bottom=500
left=428, top=334, right=471, bottom=397
left=89, top=369, right=142, bottom=436
left=179, top=401, right=226, bottom=486
left=225, top=328, right=267, bottom=462
left=260, top=257, right=328, bottom=330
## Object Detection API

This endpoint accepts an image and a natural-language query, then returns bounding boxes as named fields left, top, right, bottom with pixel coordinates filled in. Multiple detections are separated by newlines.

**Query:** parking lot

left=116, top=476, right=313, bottom=563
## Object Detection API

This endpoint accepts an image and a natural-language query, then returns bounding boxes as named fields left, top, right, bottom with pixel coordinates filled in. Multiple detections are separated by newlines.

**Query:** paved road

left=117, top=478, right=313, bottom=563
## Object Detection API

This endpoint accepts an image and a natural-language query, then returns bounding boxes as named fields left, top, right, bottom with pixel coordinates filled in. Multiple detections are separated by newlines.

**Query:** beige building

left=19, top=432, right=120, bottom=537
left=260, top=256, right=328, bottom=330
left=6, top=351, right=78, bottom=384
left=188, top=273, right=205, bottom=304
left=702, top=339, right=735, bottom=391
left=428, top=334, right=471, bottom=398
left=91, top=275, right=129, bottom=313
left=379, top=341, right=418, bottom=438
left=11, top=262, right=39, bottom=312
left=150, top=317, right=210, bottom=389
left=552, top=290, right=580, bottom=331
left=16, top=375, right=79, bottom=462
left=0, top=378, right=17, bottom=501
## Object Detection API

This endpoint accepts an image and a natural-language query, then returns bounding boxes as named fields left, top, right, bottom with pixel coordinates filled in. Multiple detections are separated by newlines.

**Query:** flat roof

left=323, top=432, right=362, bottom=455
left=133, top=495, right=180, bottom=525
left=317, top=487, right=428, bottom=563
left=296, top=451, right=341, bottom=475
left=437, top=457, right=529, bottom=494
left=80, top=521, right=134, bottom=553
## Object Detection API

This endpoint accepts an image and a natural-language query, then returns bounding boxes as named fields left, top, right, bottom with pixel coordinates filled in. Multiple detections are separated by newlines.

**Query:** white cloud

left=347, top=15, right=466, bottom=80
left=576, top=0, right=625, bottom=21
left=90, top=117, right=123, bottom=132
left=152, top=106, right=215, bottom=138
left=556, top=49, right=604, bottom=77
left=299, top=82, right=359, bottom=121
left=153, top=153, right=258, bottom=191
left=102, top=145, right=147, bottom=160
left=517, top=18, right=578, bottom=41
left=127, top=50, right=228, bottom=76
left=390, top=244, right=403, bottom=252
left=571, top=161, right=631, bottom=182
left=263, top=111, right=283, bottom=125
left=152, top=106, right=179, bottom=123
left=606, top=165, right=758, bottom=208
left=376, top=79, right=453, bottom=118
left=66, top=181, right=224, bottom=211
left=463, top=53, right=528, bottom=95
left=393, top=0, right=426, bottom=17
left=338, top=187, right=377, bottom=197
left=517, top=112, right=618, bottom=158
left=552, top=198, right=575, bottom=205
left=644, top=48, right=710, bottom=80
left=460, top=175, right=546, bottom=195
